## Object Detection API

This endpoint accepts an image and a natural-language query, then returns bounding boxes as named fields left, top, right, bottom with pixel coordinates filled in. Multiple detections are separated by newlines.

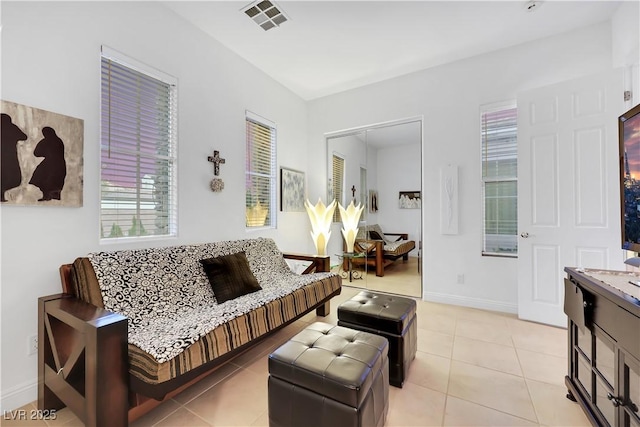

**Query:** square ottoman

left=268, top=322, right=389, bottom=427
left=338, top=291, right=417, bottom=387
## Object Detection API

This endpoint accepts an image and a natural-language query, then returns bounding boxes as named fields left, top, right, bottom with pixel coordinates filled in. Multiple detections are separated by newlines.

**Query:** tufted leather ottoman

left=268, top=322, right=389, bottom=427
left=338, top=291, right=417, bottom=387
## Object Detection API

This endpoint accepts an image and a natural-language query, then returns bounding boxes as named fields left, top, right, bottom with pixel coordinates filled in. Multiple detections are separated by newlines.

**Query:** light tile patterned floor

left=4, top=286, right=590, bottom=426
left=337, top=257, right=422, bottom=298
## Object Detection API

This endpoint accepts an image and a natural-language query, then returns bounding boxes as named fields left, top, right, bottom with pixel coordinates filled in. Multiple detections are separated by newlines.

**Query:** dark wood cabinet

left=565, top=268, right=640, bottom=427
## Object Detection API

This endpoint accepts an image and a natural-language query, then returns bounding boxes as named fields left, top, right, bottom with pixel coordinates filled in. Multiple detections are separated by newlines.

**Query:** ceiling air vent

left=242, top=0, right=289, bottom=31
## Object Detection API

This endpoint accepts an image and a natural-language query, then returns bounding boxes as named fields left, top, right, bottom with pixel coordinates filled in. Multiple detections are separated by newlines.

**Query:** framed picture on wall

left=1, top=100, right=84, bottom=207
left=280, top=167, right=305, bottom=212
left=399, top=191, right=420, bottom=209
left=369, top=190, right=379, bottom=213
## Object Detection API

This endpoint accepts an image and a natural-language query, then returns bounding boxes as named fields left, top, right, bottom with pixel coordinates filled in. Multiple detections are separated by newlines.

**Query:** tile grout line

left=446, top=364, right=540, bottom=424
left=514, top=337, right=541, bottom=426
left=248, top=409, right=268, bottom=427
left=521, top=378, right=542, bottom=426
left=448, top=313, right=539, bottom=425
left=445, top=394, right=543, bottom=426
left=178, top=406, right=214, bottom=427
left=149, top=402, right=182, bottom=427
left=441, top=317, right=456, bottom=426
left=170, top=372, right=230, bottom=407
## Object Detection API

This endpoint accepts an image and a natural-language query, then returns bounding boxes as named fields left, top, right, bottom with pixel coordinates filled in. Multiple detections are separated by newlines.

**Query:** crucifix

left=351, top=185, right=356, bottom=198
left=207, top=150, right=226, bottom=176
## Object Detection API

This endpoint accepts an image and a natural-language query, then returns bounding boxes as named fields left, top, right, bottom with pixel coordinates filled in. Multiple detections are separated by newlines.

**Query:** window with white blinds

left=332, top=154, right=345, bottom=222
left=245, top=112, right=276, bottom=228
left=100, top=47, right=178, bottom=240
left=481, top=102, right=517, bottom=256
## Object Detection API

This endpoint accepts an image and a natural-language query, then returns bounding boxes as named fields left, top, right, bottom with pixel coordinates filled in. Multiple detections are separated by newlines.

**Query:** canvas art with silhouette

left=1, top=100, right=83, bottom=206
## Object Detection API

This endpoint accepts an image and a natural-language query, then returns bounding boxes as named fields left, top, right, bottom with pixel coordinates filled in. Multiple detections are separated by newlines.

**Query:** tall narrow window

left=481, top=102, right=517, bottom=256
left=360, top=166, right=367, bottom=220
left=100, top=47, right=178, bottom=240
left=246, top=112, right=276, bottom=228
left=332, top=153, right=345, bottom=222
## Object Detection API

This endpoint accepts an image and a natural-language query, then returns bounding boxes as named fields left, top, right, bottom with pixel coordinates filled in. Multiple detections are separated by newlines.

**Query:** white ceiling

left=166, top=0, right=622, bottom=101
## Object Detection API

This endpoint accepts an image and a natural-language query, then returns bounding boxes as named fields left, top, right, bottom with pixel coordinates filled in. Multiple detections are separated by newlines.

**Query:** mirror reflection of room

left=326, top=120, right=422, bottom=298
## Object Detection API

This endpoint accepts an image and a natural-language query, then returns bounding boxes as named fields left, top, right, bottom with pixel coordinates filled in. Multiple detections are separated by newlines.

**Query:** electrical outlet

left=28, top=335, right=38, bottom=355
left=457, top=274, right=465, bottom=284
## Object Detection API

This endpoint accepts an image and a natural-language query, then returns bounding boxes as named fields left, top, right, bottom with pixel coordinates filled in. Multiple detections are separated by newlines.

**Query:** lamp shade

left=305, top=198, right=337, bottom=256
left=246, top=200, right=268, bottom=227
left=338, top=201, right=364, bottom=253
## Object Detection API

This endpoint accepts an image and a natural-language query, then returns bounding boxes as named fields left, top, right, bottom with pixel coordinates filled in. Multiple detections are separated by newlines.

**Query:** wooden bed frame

left=38, top=253, right=337, bottom=427
left=344, top=233, right=414, bottom=277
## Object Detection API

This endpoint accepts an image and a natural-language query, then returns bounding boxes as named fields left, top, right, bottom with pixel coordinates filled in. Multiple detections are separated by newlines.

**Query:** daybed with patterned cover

left=38, top=237, right=341, bottom=426
left=347, top=224, right=416, bottom=277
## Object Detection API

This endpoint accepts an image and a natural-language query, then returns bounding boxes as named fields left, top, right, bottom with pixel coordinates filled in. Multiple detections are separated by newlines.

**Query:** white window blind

left=246, top=112, right=276, bottom=228
left=481, top=103, right=517, bottom=256
left=332, top=154, right=345, bottom=222
left=100, top=48, right=178, bottom=240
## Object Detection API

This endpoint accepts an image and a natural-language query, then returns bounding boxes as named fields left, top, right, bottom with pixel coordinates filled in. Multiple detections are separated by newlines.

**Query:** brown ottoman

left=338, top=291, right=417, bottom=387
left=268, top=322, right=389, bottom=427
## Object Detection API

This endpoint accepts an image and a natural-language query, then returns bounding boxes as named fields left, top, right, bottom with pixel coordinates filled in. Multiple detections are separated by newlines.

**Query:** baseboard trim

left=1, top=379, right=37, bottom=413
left=422, top=291, right=518, bottom=314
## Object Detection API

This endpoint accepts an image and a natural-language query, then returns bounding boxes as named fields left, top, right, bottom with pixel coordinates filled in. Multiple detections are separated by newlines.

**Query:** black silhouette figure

left=1, top=113, right=28, bottom=202
left=29, top=126, right=66, bottom=201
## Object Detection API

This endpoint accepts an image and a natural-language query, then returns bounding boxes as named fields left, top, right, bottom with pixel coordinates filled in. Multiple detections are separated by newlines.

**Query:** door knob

left=607, top=393, right=622, bottom=407
left=520, top=232, right=530, bottom=238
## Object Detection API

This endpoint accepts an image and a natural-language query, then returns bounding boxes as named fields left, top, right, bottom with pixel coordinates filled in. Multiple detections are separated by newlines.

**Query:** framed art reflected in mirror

left=399, top=191, right=420, bottom=209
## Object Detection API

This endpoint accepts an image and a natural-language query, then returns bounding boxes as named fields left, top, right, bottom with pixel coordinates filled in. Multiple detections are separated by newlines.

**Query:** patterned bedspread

left=88, top=238, right=336, bottom=363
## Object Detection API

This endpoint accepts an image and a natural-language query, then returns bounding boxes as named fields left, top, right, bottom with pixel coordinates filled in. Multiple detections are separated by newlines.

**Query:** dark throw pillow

left=200, top=252, right=262, bottom=303
left=369, top=230, right=385, bottom=241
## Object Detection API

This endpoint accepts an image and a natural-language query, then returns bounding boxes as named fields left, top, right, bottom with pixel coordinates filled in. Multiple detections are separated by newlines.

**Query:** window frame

left=245, top=111, right=277, bottom=229
left=99, top=46, right=178, bottom=243
left=331, top=152, right=345, bottom=222
left=480, top=100, right=518, bottom=257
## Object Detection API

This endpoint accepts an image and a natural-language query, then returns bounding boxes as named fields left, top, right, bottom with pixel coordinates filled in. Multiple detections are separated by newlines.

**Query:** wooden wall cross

left=207, top=150, right=226, bottom=176
left=351, top=185, right=356, bottom=198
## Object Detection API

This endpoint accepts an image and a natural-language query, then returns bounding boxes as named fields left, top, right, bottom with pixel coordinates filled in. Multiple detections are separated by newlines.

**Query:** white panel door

left=517, top=70, right=624, bottom=327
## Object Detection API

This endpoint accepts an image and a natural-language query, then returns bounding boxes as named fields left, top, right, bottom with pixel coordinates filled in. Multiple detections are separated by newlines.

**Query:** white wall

left=611, top=2, right=639, bottom=69
left=307, top=21, right=614, bottom=313
left=0, top=1, right=310, bottom=411
left=376, top=143, right=421, bottom=256
left=611, top=0, right=640, bottom=107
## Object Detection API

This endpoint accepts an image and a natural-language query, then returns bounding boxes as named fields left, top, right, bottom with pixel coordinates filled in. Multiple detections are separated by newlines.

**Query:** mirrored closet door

left=326, top=119, right=422, bottom=298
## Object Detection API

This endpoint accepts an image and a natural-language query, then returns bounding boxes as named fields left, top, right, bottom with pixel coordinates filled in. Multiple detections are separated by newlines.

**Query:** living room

left=2, top=1, right=639, bottom=425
